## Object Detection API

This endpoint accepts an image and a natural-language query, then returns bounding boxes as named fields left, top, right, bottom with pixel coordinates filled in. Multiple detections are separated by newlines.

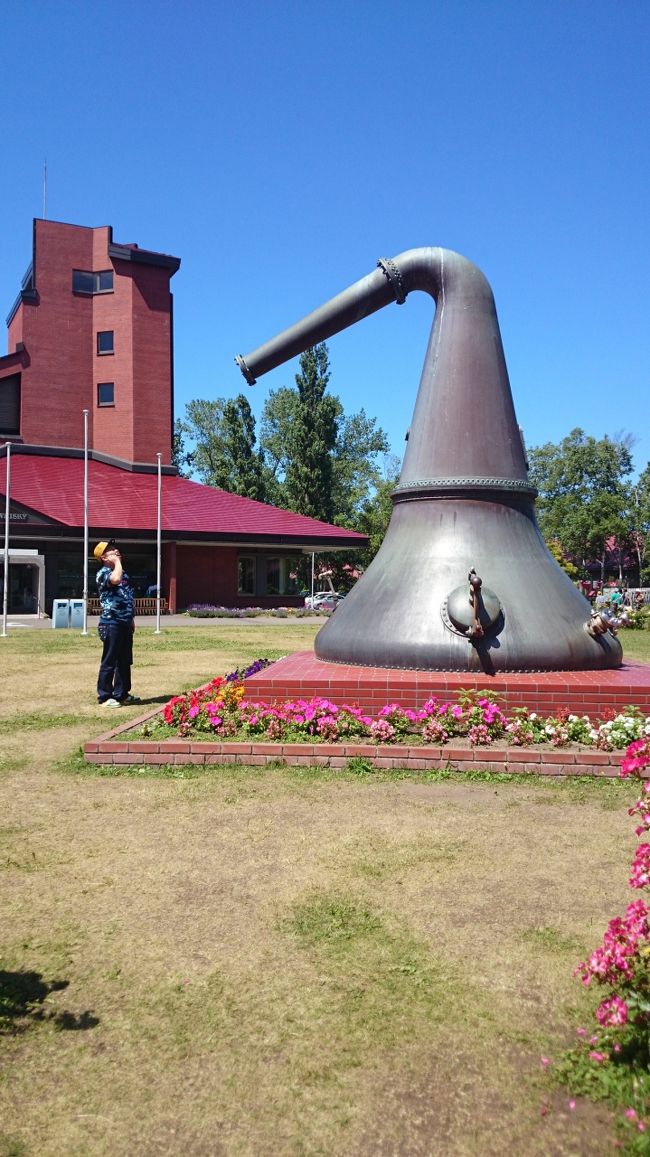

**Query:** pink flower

left=630, top=844, right=650, bottom=889
left=621, top=739, right=650, bottom=778
left=540, top=1056, right=551, bottom=1069
left=568, top=1100, right=576, bottom=1111
left=596, top=996, right=628, bottom=1027
left=625, top=1109, right=638, bottom=1121
left=588, top=1050, right=606, bottom=1063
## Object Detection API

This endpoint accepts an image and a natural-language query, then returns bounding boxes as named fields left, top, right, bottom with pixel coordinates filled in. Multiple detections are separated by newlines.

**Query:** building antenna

left=42, top=160, right=47, bottom=219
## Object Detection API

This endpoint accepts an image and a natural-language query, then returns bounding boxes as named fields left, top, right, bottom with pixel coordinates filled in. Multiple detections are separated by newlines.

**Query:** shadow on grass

left=0, top=969, right=99, bottom=1034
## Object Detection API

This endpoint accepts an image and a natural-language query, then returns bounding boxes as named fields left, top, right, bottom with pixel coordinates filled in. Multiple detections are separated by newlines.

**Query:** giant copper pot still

left=237, top=248, right=622, bottom=672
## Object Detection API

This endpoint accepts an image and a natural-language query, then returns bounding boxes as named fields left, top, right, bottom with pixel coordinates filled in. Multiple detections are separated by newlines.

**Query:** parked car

left=304, top=591, right=344, bottom=611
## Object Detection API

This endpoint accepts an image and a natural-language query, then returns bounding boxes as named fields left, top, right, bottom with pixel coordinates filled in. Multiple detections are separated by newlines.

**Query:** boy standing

left=94, top=539, right=138, bottom=706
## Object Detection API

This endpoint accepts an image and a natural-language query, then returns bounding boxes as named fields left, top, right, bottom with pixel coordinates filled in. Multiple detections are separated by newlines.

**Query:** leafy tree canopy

left=258, top=345, right=390, bottom=525
left=174, top=343, right=396, bottom=571
left=176, top=395, right=265, bottom=500
left=528, top=428, right=636, bottom=575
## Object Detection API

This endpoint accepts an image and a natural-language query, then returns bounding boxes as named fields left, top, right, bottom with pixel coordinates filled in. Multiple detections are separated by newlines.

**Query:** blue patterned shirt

left=96, top=566, right=135, bottom=623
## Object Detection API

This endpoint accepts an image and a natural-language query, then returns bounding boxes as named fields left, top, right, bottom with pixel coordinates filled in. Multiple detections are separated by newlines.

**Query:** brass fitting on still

left=468, top=569, right=485, bottom=639
left=586, top=609, right=627, bottom=638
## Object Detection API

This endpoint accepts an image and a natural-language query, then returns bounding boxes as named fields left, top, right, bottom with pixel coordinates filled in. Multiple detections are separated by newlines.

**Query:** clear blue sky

left=2, top=0, right=648, bottom=479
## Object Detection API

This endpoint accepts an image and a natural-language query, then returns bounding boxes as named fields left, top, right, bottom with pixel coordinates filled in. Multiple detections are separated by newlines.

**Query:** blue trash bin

left=69, top=599, right=85, bottom=629
left=52, top=599, right=70, bottom=628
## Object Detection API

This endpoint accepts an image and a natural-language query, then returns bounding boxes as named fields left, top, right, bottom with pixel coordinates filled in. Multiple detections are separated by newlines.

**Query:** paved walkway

left=2, top=613, right=326, bottom=631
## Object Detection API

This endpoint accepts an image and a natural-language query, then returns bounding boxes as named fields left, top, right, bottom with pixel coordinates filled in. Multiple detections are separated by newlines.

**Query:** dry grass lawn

left=0, top=621, right=647, bottom=1156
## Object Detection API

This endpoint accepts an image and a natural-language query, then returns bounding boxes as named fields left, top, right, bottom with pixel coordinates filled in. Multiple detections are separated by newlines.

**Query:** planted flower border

left=84, top=659, right=650, bottom=778
left=545, top=737, right=650, bottom=1142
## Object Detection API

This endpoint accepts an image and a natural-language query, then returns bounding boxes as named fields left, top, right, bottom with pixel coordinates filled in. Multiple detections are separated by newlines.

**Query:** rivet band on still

left=377, top=257, right=407, bottom=305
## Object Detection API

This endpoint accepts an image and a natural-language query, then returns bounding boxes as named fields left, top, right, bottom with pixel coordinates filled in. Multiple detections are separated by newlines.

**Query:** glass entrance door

left=1, top=563, right=39, bottom=613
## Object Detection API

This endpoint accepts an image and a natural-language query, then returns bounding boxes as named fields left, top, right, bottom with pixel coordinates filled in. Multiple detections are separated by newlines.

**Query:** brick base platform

left=244, top=652, right=650, bottom=717
left=83, top=652, right=650, bottom=778
left=83, top=730, right=624, bottom=778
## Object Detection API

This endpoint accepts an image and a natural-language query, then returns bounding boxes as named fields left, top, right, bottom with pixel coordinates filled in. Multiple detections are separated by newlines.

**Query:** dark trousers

left=97, top=621, right=133, bottom=703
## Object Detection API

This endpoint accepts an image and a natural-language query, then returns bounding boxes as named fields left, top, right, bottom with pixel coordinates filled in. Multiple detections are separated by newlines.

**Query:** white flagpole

left=2, top=443, right=11, bottom=638
left=155, top=453, right=162, bottom=635
left=310, top=552, right=315, bottom=606
left=81, top=409, right=89, bottom=635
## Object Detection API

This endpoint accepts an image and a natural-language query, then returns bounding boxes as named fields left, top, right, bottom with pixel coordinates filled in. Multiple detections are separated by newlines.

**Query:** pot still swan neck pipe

left=235, top=248, right=459, bottom=385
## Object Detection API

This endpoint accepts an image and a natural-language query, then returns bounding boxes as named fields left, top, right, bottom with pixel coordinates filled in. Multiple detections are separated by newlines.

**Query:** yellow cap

left=93, top=541, right=109, bottom=561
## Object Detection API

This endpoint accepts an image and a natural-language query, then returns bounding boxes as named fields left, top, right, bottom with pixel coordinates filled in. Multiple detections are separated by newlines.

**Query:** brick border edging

left=84, top=707, right=623, bottom=778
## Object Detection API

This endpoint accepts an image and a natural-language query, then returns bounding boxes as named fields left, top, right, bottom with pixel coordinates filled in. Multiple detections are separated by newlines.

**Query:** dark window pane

left=72, top=269, right=114, bottom=294
left=97, top=330, right=114, bottom=354
left=72, top=270, right=94, bottom=294
left=97, top=382, right=114, bottom=406
left=0, top=373, right=20, bottom=434
left=265, top=558, right=280, bottom=594
left=238, top=556, right=255, bottom=595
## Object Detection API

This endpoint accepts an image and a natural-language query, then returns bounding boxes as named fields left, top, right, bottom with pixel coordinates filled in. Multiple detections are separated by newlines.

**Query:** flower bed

left=548, top=738, right=650, bottom=1140
left=84, top=658, right=650, bottom=778
left=150, top=660, right=650, bottom=752
left=186, top=604, right=329, bottom=618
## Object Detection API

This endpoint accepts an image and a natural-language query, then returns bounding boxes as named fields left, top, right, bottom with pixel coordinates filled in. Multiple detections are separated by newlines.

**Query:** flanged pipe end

left=235, top=355, right=256, bottom=386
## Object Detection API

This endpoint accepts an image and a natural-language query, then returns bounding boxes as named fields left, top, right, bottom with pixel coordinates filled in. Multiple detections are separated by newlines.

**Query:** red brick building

left=0, top=220, right=365, bottom=615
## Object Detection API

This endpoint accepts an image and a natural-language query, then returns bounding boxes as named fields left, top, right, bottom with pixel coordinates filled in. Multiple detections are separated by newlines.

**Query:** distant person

left=94, top=539, right=139, bottom=707
left=610, top=587, right=623, bottom=607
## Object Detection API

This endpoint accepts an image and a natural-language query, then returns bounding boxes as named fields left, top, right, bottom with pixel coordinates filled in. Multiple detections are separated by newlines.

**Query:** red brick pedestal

left=244, top=652, right=650, bottom=717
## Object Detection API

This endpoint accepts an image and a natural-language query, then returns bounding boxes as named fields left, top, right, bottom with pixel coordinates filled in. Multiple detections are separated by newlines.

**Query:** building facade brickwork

left=0, top=219, right=366, bottom=617
left=2, top=219, right=178, bottom=463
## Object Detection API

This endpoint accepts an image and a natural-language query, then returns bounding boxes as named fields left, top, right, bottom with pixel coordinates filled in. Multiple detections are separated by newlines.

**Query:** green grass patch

left=618, top=629, right=650, bottom=662
left=0, top=713, right=83, bottom=734
left=280, top=891, right=479, bottom=1055
left=0, top=1134, right=27, bottom=1157
left=329, top=833, right=463, bottom=882
left=553, top=1042, right=650, bottom=1152
left=520, top=925, right=586, bottom=955
left=60, top=739, right=637, bottom=809
left=0, top=757, right=28, bottom=775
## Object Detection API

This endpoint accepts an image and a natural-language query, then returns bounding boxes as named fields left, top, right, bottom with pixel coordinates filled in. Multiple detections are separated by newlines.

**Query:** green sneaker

left=119, top=695, right=141, bottom=705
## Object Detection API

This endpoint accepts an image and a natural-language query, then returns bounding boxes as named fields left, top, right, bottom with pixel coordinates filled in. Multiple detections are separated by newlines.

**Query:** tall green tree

left=176, top=395, right=266, bottom=500
left=177, top=344, right=393, bottom=588
left=314, top=453, right=402, bottom=591
left=330, top=409, right=390, bottom=525
left=259, top=347, right=390, bottom=524
left=528, top=428, right=634, bottom=581
left=631, top=462, right=650, bottom=583
left=257, top=386, right=298, bottom=506
left=282, top=344, right=338, bottom=522
left=356, top=454, right=401, bottom=564
left=172, top=418, right=193, bottom=477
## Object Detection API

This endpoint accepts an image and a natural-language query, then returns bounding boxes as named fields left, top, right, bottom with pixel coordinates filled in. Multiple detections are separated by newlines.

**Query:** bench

left=86, top=597, right=169, bottom=615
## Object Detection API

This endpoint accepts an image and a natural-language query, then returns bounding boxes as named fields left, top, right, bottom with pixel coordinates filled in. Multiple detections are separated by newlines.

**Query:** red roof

left=1, top=453, right=367, bottom=546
